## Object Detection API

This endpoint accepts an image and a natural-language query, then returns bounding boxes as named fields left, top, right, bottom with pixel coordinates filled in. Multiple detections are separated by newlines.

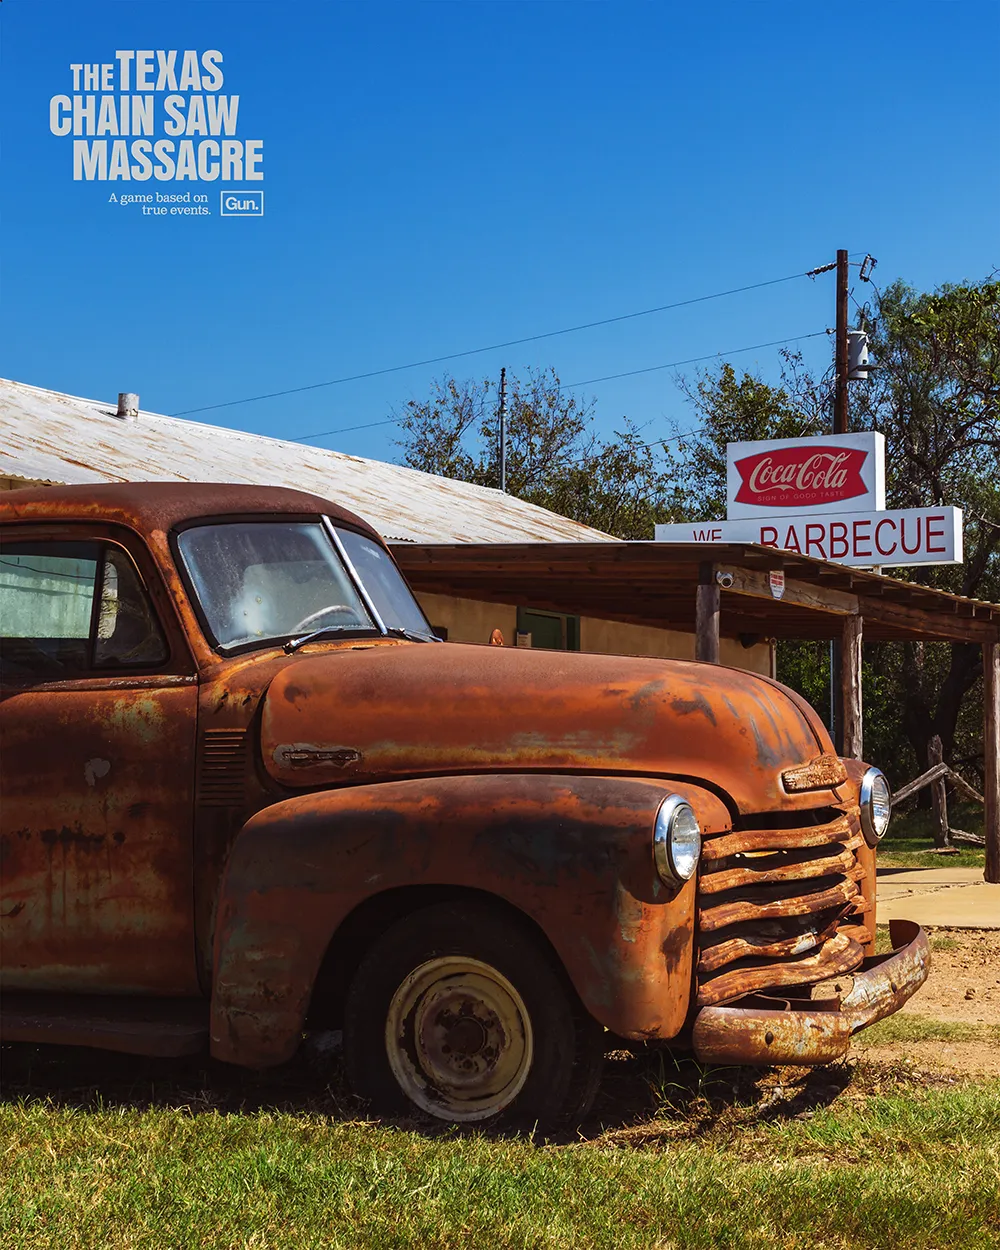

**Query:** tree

left=392, top=277, right=998, bottom=800
left=852, top=277, right=1000, bottom=786
left=394, top=367, right=685, bottom=539
left=671, top=350, right=830, bottom=521
left=670, top=352, right=843, bottom=739
left=671, top=276, right=1000, bottom=795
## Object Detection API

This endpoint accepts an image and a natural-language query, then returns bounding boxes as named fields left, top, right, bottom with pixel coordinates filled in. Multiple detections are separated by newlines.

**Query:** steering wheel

left=290, top=604, right=357, bottom=633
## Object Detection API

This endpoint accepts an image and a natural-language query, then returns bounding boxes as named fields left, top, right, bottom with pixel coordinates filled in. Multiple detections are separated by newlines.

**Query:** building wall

left=417, top=592, right=518, bottom=648
left=580, top=614, right=772, bottom=675
left=414, top=591, right=773, bottom=676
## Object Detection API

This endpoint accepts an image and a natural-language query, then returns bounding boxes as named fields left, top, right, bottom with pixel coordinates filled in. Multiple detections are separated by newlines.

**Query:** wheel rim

left=385, top=956, right=534, bottom=1121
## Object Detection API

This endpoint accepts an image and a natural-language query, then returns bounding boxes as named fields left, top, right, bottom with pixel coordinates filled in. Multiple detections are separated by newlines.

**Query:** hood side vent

left=197, top=728, right=247, bottom=807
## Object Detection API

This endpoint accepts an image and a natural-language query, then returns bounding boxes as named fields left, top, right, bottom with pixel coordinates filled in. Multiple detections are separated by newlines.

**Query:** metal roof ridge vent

left=116, top=392, right=139, bottom=421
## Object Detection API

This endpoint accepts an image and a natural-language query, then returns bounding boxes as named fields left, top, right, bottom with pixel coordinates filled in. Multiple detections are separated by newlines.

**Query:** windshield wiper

left=284, top=624, right=440, bottom=654
left=284, top=625, right=365, bottom=654
left=383, top=626, right=441, bottom=643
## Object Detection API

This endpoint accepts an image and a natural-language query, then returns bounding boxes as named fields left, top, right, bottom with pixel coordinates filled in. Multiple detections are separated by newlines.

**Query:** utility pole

left=805, top=247, right=853, bottom=750
left=834, top=248, right=850, bottom=434
left=831, top=249, right=851, bottom=750
left=498, top=366, right=507, bottom=492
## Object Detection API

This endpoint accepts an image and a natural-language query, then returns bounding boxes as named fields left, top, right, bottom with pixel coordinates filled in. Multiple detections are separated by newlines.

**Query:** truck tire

left=344, top=900, right=604, bottom=1127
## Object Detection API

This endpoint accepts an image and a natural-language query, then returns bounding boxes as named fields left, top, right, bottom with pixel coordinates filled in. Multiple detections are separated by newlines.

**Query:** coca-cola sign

left=726, top=431, right=885, bottom=519
left=734, top=446, right=868, bottom=509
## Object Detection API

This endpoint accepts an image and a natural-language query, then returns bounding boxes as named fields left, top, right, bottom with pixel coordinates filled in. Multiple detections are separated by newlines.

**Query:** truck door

left=0, top=528, right=200, bottom=994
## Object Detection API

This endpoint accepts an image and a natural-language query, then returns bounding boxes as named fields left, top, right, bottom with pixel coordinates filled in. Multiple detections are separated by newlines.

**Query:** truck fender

left=210, top=772, right=730, bottom=1067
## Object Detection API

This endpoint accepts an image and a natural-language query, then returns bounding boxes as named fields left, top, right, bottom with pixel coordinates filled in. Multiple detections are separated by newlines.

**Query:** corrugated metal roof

left=0, top=377, right=617, bottom=545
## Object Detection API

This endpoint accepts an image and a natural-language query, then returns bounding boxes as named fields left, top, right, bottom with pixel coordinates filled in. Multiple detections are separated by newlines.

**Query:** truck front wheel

left=344, top=900, right=604, bottom=1127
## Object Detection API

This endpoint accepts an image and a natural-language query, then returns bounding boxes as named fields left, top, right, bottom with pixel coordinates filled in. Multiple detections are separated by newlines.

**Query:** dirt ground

left=851, top=928, right=1000, bottom=1077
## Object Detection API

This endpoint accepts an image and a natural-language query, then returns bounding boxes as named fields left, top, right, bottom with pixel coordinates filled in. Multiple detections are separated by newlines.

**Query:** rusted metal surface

left=782, top=755, right=849, bottom=792
left=700, top=815, right=855, bottom=860
left=1, top=480, right=387, bottom=552
left=697, top=931, right=864, bottom=1008
left=698, top=909, right=849, bottom=973
left=0, top=507, right=209, bottom=994
left=1, top=480, right=926, bottom=1077
left=695, top=799, right=873, bottom=1013
left=840, top=757, right=879, bottom=941
left=0, top=676, right=201, bottom=994
left=698, top=878, right=862, bottom=933
left=262, top=646, right=833, bottom=816
left=0, top=992, right=207, bottom=1056
left=693, top=997, right=853, bottom=1066
left=841, top=920, right=931, bottom=1031
left=692, top=922, right=930, bottom=1065
left=0, top=378, right=614, bottom=545
left=210, top=775, right=730, bottom=1067
left=698, top=838, right=862, bottom=894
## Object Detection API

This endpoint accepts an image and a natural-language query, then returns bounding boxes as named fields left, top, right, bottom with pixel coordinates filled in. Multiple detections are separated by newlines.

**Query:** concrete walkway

left=876, top=866, right=1000, bottom=929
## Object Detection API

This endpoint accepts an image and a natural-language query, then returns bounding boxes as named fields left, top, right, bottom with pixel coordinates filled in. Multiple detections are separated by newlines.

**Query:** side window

left=0, top=540, right=167, bottom=679
left=93, top=548, right=168, bottom=668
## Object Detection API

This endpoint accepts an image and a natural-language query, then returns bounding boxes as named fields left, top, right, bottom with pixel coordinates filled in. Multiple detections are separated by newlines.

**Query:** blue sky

left=2, top=0, right=997, bottom=461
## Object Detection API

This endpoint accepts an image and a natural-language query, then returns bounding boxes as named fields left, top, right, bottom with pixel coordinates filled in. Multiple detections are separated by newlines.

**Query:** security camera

left=716, top=571, right=735, bottom=589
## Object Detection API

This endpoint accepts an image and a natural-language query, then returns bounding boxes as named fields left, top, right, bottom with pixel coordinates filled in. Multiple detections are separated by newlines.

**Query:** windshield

left=176, top=519, right=432, bottom=651
left=178, top=521, right=376, bottom=649
left=336, top=527, right=434, bottom=638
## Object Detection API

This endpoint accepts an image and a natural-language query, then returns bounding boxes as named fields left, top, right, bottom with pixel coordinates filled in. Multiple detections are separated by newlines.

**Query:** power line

left=171, top=269, right=812, bottom=419
left=291, top=329, right=828, bottom=444
left=560, top=330, right=828, bottom=390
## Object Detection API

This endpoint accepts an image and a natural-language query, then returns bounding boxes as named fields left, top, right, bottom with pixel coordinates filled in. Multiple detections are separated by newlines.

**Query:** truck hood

left=260, top=642, right=832, bottom=814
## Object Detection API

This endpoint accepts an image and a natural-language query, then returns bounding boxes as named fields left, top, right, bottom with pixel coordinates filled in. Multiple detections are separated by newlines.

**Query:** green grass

left=858, top=1015, right=1000, bottom=1046
left=878, top=801, right=986, bottom=869
left=873, top=927, right=965, bottom=955
left=1, top=1048, right=998, bottom=1249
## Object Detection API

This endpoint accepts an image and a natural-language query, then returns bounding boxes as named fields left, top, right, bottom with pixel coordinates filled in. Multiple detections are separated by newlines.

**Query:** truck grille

left=696, top=806, right=870, bottom=1008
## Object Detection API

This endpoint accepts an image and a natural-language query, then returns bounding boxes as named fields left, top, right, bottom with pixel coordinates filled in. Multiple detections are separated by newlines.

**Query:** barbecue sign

left=655, top=431, right=963, bottom=569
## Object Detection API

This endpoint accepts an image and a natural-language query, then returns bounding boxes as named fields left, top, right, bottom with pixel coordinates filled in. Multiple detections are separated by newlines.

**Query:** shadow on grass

left=0, top=1034, right=867, bottom=1145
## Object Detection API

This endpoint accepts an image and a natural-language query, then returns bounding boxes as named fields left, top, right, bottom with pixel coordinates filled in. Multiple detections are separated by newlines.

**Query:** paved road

left=876, top=866, right=1000, bottom=929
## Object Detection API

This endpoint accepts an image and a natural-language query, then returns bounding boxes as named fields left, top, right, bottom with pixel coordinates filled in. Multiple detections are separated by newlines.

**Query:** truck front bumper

left=691, top=920, right=930, bottom=1067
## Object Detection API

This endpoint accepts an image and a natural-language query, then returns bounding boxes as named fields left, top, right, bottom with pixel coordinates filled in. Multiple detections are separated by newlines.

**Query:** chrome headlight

left=653, top=795, right=702, bottom=885
left=859, top=767, right=892, bottom=846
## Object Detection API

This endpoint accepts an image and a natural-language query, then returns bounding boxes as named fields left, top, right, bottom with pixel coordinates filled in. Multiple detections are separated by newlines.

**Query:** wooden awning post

left=841, top=613, right=863, bottom=760
left=696, top=563, right=720, bottom=664
left=985, top=640, right=999, bottom=884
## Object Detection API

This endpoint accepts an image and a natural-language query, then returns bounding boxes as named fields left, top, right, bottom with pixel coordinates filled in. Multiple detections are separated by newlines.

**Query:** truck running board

left=0, top=993, right=209, bottom=1057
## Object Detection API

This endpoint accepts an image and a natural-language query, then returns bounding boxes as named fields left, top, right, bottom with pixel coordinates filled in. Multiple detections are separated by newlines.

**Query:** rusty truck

left=0, top=483, right=929, bottom=1124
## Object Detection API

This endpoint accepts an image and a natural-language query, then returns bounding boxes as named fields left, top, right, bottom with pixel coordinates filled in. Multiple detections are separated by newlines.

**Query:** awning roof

left=393, top=541, right=1000, bottom=644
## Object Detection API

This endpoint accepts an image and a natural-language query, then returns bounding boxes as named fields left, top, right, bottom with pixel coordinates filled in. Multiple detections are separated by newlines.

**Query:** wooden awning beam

left=716, top=564, right=858, bottom=616
left=395, top=542, right=999, bottom=645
